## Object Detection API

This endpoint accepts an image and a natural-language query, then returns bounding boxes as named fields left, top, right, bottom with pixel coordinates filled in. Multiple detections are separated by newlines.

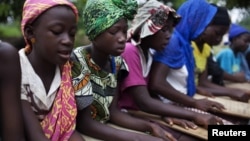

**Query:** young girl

left=20, top=0, right=83, bottom=140
left=0, top=41, right=25, bottom=141
left=71, top=0, right=177, bottom=141
left=216, top=24, right=250, bottom=82
left=118, top=0, right=223, bottom=136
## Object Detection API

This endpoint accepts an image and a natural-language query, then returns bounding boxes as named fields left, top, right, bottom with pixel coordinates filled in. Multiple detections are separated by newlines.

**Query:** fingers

left=209, top=101, right=225, bottom=111
left=209, top=116, right=223, bottom=126
left=176, top=121, right=189, bottom=130
left=162, top=117, right=173, bottom=126
left=237, top=96, right=248, bottom=103
left=172, top=118, right=197, bottom=130
left=215, top=117, right=223, bottom=125
left=185, top=121, right=198, bottom=129
left=205, top=92, right=215, bottom=98
left=164, top=132, right=177, bottom=141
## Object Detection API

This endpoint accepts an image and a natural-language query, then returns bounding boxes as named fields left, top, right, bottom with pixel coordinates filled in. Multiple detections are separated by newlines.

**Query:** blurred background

left=0, top=0, right=250, bottom=49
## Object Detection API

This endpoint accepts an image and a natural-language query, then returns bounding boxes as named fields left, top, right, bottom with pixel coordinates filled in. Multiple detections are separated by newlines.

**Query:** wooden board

left=127, top=110, right=208, bottom=140
left=225, top=82, right=250, bottom=93
left=225, top=82, right=250, bottom=103
left=194, top=94, right=250, bottom=119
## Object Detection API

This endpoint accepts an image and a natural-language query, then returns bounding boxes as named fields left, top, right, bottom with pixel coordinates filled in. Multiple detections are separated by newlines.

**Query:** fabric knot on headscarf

left=128, top=0, right=180, bottom=41
left=83, top=0, right=138, bottom=41
left=112, top=0, right=138, bottom=20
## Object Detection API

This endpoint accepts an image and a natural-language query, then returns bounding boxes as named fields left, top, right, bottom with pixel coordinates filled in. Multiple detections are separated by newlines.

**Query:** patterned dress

left=71, top=46, right=128, bottom=123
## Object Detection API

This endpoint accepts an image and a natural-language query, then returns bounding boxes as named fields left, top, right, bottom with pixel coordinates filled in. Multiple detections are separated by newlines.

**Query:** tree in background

left=0, top=0, right=24, bottom=23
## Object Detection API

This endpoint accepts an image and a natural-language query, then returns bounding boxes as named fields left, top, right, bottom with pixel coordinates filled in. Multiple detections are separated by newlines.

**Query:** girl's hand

left=194, top=98, right=225, bottom=112
left=196, top=87, right=214, bottom=97
left=193, top=113, right=223, bottom=129
left=233, top=72, right=247, bottom=82
left=229, top=89, right=250, bottom=102
left=162, top=117, right=198, bottom=130
left=149, top=122, right=177, bottom=141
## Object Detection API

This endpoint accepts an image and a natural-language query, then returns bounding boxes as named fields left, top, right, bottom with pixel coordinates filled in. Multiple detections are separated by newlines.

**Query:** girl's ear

left=24, top=25, right=35, bottom=42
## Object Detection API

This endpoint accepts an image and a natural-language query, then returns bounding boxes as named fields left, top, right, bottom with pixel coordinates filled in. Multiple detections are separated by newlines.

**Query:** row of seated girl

left=1, top=0, right=250, bottom=141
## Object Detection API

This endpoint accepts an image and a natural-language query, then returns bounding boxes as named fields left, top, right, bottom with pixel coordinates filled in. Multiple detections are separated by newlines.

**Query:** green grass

left=0, top=23, right=21, bottom=38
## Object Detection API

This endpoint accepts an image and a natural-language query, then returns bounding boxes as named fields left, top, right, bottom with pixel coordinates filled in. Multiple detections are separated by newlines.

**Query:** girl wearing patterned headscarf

left=19, top=0, right=83, bottom=140
left=71, top=0, right=178, bottom=140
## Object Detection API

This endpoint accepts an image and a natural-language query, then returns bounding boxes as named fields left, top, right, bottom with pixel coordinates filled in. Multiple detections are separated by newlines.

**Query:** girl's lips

left=58, top=53, right=70, bottom=60
left=117, top=46, right=125, bottom=51
left=58, top=51, right=71, bottom=60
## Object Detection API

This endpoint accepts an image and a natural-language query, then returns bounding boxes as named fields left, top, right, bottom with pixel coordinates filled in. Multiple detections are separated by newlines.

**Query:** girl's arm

left=123, top=82, right=223, bottom=129
left=76, top=105, right=166, bottom=141
left=149, top=62, right=225, bottom=111
left=1, top=42, right=25, bottom=141
left=149, top=62, right=196, bottom=107
left=21, top=101, right=49, bottom=141
left=198, top=62, right=250, bottom=102
left=110, top=85, right=177, bottom=141
left=125, top=84, right=198, bottom=121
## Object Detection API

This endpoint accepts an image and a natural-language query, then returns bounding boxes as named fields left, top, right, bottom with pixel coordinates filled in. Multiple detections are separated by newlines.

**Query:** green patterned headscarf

left=83, top=0, right=138, bottom=41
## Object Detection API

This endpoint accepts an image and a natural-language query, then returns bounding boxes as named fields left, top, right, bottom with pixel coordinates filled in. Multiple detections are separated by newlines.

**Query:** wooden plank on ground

left=225, top=82, right=250, bottom=103
left=194, top=94, right=250, bottom=119
left=225, top=82, right=250, bottom=93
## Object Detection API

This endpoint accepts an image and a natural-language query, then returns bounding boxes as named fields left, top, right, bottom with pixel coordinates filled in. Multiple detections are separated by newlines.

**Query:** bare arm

left=198, top=64, right=250, bottom=102
left=125, top=85, right=199, bottom=121
left=148, top=62, right=196, bottom=107
left=21, top=101, right=49, bottom=141
left=199, top=65, right=232, bottom=95
left=109, top=86, right=154, bottom=132
left=223, top=71, right=247, bottom=83
left=0, top=42, right=25, bottom=141
left=110, top=94, right=177, bottom=141
left=126, top=79, right=223, bottom=128
left=76, top=105, right=166, bottom=141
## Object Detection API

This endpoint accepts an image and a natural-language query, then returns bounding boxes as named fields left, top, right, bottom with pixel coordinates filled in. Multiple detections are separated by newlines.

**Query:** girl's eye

left=51, top=30, right=62, bottom=35
left=69, top=28, right=77, bottom=37
left=214, top=30, right=222, bottom=36
left=50, top=26, right=63, bottom=35
left=123, top=28, right=128, bottom=34
left=109, top=29, right=118, bottom=35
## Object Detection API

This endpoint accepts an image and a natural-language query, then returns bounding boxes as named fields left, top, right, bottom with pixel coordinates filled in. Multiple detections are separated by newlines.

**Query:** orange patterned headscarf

left=21, top=0, right=78, bottom=54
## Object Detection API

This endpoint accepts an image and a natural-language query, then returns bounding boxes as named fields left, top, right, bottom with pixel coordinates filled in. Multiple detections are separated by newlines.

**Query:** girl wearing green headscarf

left=71, top=0, right=177, bottom=140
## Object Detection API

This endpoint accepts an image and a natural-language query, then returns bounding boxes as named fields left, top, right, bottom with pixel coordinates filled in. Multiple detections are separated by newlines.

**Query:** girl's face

left=145, top=19, right=174, bottom=52
left=200, top=25, right=229, bottom=46
left=27, top=6, right=77, bottom=66
left=92, top=19, right=128, bottom=56
left=232, top=33, right=250, bottom=52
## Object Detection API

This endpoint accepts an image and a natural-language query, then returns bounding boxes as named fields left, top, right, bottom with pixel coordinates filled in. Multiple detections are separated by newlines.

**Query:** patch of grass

left=0, top=22, right=21, bottom=38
